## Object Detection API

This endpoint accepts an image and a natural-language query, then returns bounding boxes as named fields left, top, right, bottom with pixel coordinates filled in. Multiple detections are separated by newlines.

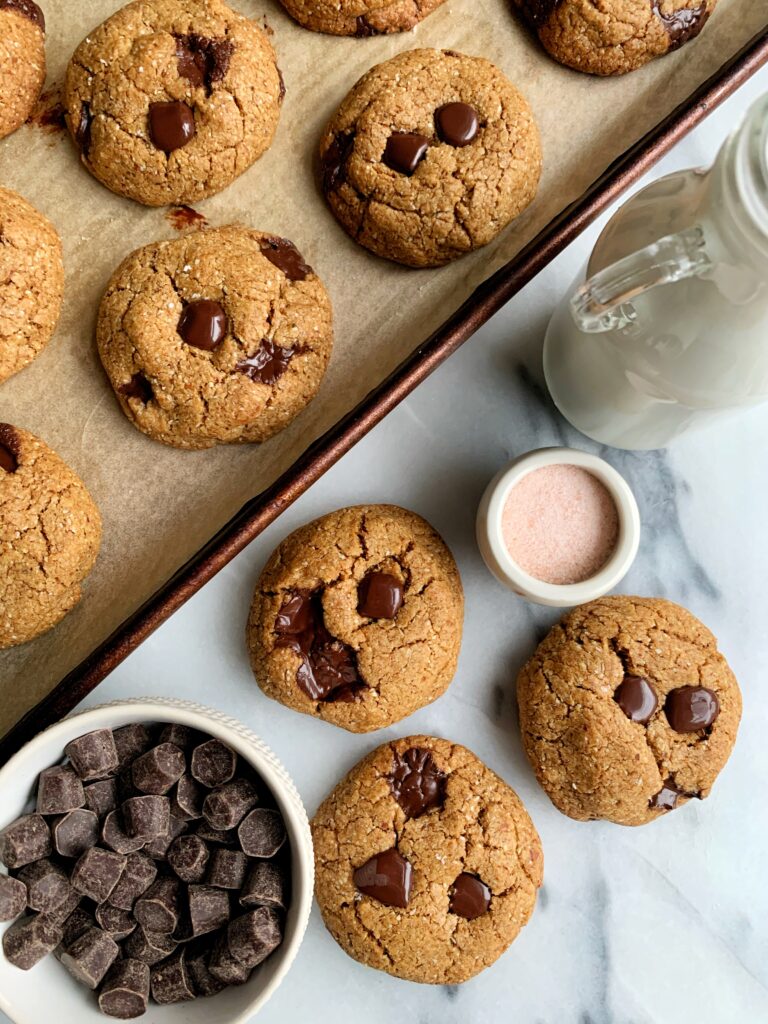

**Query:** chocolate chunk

left=665, top=686, right=720, bottom=733
left=37, top=765, right=86, bottom=815
left=190, top=740, right=237, bottom=788
left=650, top=778, right=685, bottom=811
left=240, top=860, right=286, bottom=910
left=0, top=441, right=17, bottom=473
left=321, top=131, right=354, bottom=192
left=207, top=847, right=247, bottom=889
left=134, top=877, right=180, bottom=934
left=132, top=743, right=186, bottom=795
left=0, top=0, right=45, bottom=30
left=226, top=906, right=282, bottom=970
left=95, top=902, right=137, bottom=941
left=188, top=884, right=230, bottom=936
left=59, top=907, right=94, bottom=950
left=382, top=132, right=429, bottom=176
left=122, top=796, right=170, bottom=839
left=358, top=571, right=403, bottom=619
left=435, top=102, right=479, bottom=147
left=614, top=675, right=658, bottom=724
left=186, top=945, right=226, bottom=996
left=177, top=299, right=228, bottom=351
left=113, top=724, right=153, bottom=766
left=60, top=926, right=119, bottom=989
left=123, top=926, right=177, bottom=965
left=118, top=374, right=153, bottom=404
left=389, top=747, right=447, bottom=818
left=102, top=810, right=146, bottom=855
left=208, top=932, right=251, bottom=985
left=52, top=809, right=100, bottom=858
left=238, top=808, right=287, bottom=859
left=168, top=835, right=209, bottom=883
left=171, top=775, right=204, bottom=820
left=98, top=959, right=150, bottom=1019
left=449, top=873, right=491, bottom=919
left=159, top=725, right=198, bottom=750
left=2, top=914, right=61, bottom=969
left=0, top=814, right=52, bottom=868
left=194, top=822, right=237, bottom=846
left=175, top=34, right=234, bottom=92
left=353, top=848, right=412, bottom=908
left=143, top=814, right=188, bottom=860
left=260, top=236, right=312, bottom=282
left=65, top=730, right=119, bottom=781
left=149, top=101, right=195, bottom=153
left=109, top=851, right=157, bottom=911
left=17, top=859, right=72, bottom=914
left=150, top=947, right=195, bottom=1004
left=202, top=779, right=259, bottom=831
left=275, top=590, right=364, bottom=702
left=84, top=779, right=118, bottom=817
left=75, top=101, right=93, bottom=156
left=652, top=0, right=709, bottom=49
left=40, top=886, right=81, bottom=929
left=235, top=338, right=296, bottom=385
left=0, top=873, right=27, bottom=921
left=354, top=14, right=381, bottom=35
left=72, top=847, right=126, bottom=903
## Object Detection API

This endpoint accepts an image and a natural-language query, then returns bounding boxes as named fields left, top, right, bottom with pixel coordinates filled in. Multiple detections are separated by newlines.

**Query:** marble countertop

left=7, top=67, right=768, bottom=1024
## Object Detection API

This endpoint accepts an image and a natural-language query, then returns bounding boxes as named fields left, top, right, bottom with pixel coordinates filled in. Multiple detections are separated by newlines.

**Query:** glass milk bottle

left=543, top=93, right=768, bottom=451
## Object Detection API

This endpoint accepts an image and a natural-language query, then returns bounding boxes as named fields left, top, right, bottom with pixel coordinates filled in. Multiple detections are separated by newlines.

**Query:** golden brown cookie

left=0, top=425, right=102, bottom=649
left=97, top=225, right=333, bottom=450
left=64, top=0, right=283, bottom=206
left=0, top=186, right=64, bottom=385
left=517, top=597, right=741, bottom=826
left=515, top=0, right=717, bottom=76
left=247, top=505, right=463, bottom=732
left=320, top=49, right=542, bottom=267
left=312, top=736, right=543, bottom=983
left=0, top=0, right=46, bottom=140
left=278, top=0, right=444, bottom=37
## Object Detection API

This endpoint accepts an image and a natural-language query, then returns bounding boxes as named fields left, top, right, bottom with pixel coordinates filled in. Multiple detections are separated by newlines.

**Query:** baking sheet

left=0, top=0, right=764, bottom=732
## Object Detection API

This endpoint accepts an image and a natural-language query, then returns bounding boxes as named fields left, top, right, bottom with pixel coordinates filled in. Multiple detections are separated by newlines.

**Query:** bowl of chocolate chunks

left=0, top=698, right=313, bottom=1023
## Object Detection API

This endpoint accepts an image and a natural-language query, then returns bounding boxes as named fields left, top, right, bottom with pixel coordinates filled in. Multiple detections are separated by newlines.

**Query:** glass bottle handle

left=569, top=226, right=712, bottom=333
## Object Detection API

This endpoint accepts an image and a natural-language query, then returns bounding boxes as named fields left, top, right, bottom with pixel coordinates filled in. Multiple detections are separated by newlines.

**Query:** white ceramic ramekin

left=476, top=447, right=641, bottom=607
left=0, top=698, right=314, bottom=1024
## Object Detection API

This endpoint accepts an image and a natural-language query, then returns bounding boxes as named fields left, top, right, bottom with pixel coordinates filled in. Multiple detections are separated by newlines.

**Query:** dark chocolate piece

left=113, top=724, right=153, bottom=767
left=60, top=926, right=119, bottom=989
left=614, top=675, right=658, bottom=724
left=193, top=822, right=237, bottom=846
left=202, top=779, right=259, bottom=831
left=177, top=299, right=228, bottom=351
left=39, top=886, right=80, bottom=927
left=190, top=740, right=237, bottom=788
left=143, top=814, right=188, bottom=860
left=665, top=686, right=720, bottom=733
left=65, top=729, right=119, bottom=781
left=449, top=873, right=491, bottom=919
left=102, top=809, right=146, bottom=855
left=238, top=808, right=286, bottom=859
left=168, top=835, right=209, bottom=884
left=235, top=338, right=296, bottom=385
left=95, top=902, right=137, bottom=941
left=132, top=744, right=186, bottom=795
left=0, top=814, right=52, bottom=868
left=150, top=947, right=195, bottom=1004
left=52, top=808, right=100, bottom=858
left=98, top=958, right=150, bottom=1019
left=388, top=747, right=447, bottom=819
left=37, top=766, right=86, bottom=815
left=435, top=102, right=479, bottom=147
left=134, top=877, right=181, bottom=934
left=109, top=851, right=158, bottom=911
left=122, top=796, right=170, bottom=839
left=171, top=775, right=204, bottom=820
left=2, top=914, right=61, bottom=969
left=357, top=571, right=403, bottom=619
left=208, top=932, right=251, bottom=985
left=186, top=944, right=226, bottom=996
left=226, top=906, right=282, bottom=968
left=159, top=725, right=198, bottom=750
left=84, top=779, right=118, bottom=818
left=0, top=873, right=27, bottom=921
left=188, top=884, right=230, bottom=936
left=123, top=925, right=177, bottom=966
left=118, top=374, right=153, bottom=404
left=16, top=859, right=72, bottom=914
left=382, top=132, right=429, bottom=175
left=240, top=860, right=286, bottom=910
left=175, top=34, right=234, bottom=92
left=207, top=847, right=247, bottom=889
left=58, top=907, right=94, bottom=950
left=148, top=101, right=195, bottom=153
left=71, top=847, right=126, bottom=904
left=259, top=236, right=312, bottom=282
left=321, top=131, right=354, bottom=192
left=650, top=778, right=685, bottom=811
left=353, top=848, right=412, bottom=908
left=652, top=0, right=709, bottom=49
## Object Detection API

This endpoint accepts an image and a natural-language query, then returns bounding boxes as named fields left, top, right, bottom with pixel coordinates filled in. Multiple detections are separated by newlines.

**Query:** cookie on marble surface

left=63, top=0, right=283, bottom=207
left=278, top=0, right=445, bottom=37
left=319, top=48, right=542, bottom=267
left=0, top=1, right=46, bottom=140
left=0, top=425, right=102, bottom=649
left=515, top=0, right=717, bottom=76
left=97, top=224, right=333, bottom=450
left=0, top=186, right=64, bottom=385
left=517, top=596, right=741, bottom=826
left=312, top=735, right=542, bottom=983
left=247, top=505, right=463, bottom=732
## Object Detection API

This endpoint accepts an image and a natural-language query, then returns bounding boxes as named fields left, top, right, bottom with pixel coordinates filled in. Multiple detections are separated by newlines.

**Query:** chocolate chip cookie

left=515, top=0, right=717, bottom=76
left=97, top=225, right=333, bottom=450
left=247, top=505, right=463, bottom=732
left=0, top=0, right=46, bottom=140
left=517, top=597, right=741, bottom=826
left=0, top=186, right=64, bottom=385
left=64, top=0, right=283, bottom=206
left=319, top=48, right=542, bottom=267
left=279, top=0, right=445, bottom=36
left=0, top=425, right=102, bottom=649
left=312, top=736, right=542, bottom=983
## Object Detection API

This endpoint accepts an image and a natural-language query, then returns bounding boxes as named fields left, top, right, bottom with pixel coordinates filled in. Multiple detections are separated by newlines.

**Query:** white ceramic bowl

left=0, top=698, right=314, bottom=1024
left=476, top=447, right=641, bottom=607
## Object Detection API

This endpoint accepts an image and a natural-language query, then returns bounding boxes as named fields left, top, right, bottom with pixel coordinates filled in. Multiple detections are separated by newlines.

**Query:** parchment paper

left=0, top=0, right=763, bottom=731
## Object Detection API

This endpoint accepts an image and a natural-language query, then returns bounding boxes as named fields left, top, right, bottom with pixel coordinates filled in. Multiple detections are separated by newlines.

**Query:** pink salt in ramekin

left=476, top=447, right=641, bottom=608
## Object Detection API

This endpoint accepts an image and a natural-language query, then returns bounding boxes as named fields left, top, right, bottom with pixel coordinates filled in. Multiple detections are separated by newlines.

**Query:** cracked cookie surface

left=0, top=424, right=102, bottom=649
left=312, top=736, right=542, bottom=983
left=515, top=0, right=717, bottom=76
left=278, top=0, right=445, bottom=37
left=63, top=0, right=282, bottom=206
left=0, top=186, right=64, bottom=385
left=247, top=505, right=463, bottom=732
left=319, top=48, right=542, bottom=267
left=517, top=596, right=741, bottom=826
left=97, top=224, right=333, bottom=450
left=0, top=0, right=46, bottom=140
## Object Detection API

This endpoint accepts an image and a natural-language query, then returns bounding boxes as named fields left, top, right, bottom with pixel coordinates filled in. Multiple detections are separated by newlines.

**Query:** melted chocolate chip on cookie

left=175, top=35, right=234, bottom=93
left=614, top=675, right=658, bottom=724
left=435, top=103, right=479, bottom=147
left=0, top=425, right=19, bottom=473
left=449, top=873, right=491, bottom=920
left=516, top=0, right=561, bottom=27
left=177, top=300, right=228, bottom=351
left=649, top=778, right=686, bottom=811
left=75, top=102, right=93, bottom=156
left=652, top=0, right=709, bottom=49
left=353, top=848, right=412, bottom=908
left=388, top=747, right=446, bottom=818
left=664, top=686, right=720, bottom=733
left=259, top=237, right=312, bottom=282
left=358, top=572, right=403, bottom=620
left=119, top=373, right=153, bottom=403
left=354, top=15, right=382, bottom=36
left=235, top=339, right=296, bottom=385
left=382, top=132, right=429, bottom=176
left=322, top=132, right=355, bottom=192
left=149, top=101, right=195, bottom=153
left=0, top=0, right=45, bottom=30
